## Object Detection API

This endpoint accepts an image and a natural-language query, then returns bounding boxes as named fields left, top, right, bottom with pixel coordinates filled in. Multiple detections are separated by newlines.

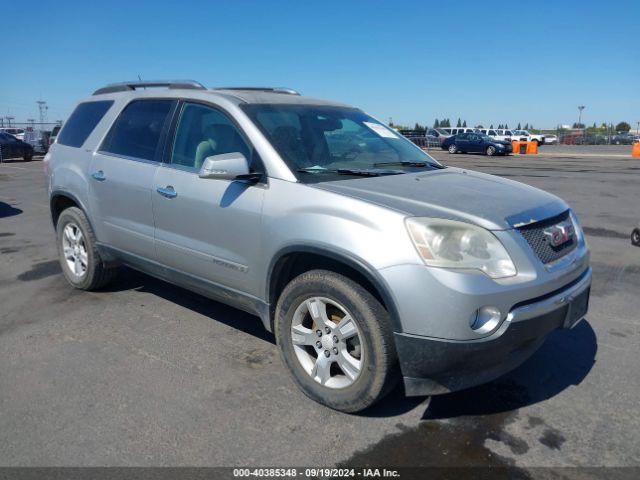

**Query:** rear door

left=456, top=132, right=469, bottom=150
left=88, top=99, right=176, bottom=260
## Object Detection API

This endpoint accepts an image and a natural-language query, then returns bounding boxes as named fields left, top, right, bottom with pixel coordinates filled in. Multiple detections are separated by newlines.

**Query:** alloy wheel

left=290, top=296, right=364, bottom=389
left=62, top=223, right=88, bottom=278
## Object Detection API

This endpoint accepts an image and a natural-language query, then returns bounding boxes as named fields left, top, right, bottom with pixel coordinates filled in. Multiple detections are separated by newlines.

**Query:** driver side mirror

left=199, top=152, right=261, bottom=182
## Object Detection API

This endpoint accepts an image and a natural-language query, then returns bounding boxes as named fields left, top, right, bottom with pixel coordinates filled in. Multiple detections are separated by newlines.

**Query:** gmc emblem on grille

left=544, top=220, right=574, bottom=247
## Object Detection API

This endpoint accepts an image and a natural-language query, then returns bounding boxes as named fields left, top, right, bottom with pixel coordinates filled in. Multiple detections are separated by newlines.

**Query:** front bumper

left=396, top=267, right=591, bottom=396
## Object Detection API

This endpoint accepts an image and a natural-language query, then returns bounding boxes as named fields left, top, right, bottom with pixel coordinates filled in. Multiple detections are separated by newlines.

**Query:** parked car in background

left=543, top=134, right=558, bottom=145
left=610, top=133, right=635, bottom=145
left=492, top=129, right=516, bottom=142
left=45, top=80, right=590, bottom=412
left=49, top=125, right=62, bottom=146
left=442, top=132, right=512, bottom=156
left=511, top=130, right=545, bottom=145
left=0, top=127, right=25, bottom=140
left=0, top=132, right=34, bottom=161
left=426, top=128, right=452, bottom=141
left=23, top=129, right=48, bottom=154
left=439, top=127, right=476, bottom=136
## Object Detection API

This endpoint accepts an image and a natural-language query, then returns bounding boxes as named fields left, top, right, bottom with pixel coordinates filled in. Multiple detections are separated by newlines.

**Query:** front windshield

left=241, top=104, right=441, bottom=182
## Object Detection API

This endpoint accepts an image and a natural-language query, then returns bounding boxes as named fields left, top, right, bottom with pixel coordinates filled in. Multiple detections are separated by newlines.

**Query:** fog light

left=470, top=306, right=502, bottom=333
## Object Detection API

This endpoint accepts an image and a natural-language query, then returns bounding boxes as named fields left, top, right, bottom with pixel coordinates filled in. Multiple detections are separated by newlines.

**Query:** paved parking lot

left=0, top=146, right=639, bottom=470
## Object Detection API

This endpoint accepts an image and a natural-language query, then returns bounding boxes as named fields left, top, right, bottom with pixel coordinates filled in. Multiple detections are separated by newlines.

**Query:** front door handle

left=91, top=170, right=106, bottom=181
left=156, top=185, right=177, bottom=198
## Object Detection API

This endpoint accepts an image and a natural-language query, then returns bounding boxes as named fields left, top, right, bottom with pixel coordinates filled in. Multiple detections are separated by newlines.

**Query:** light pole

left=637, top=121, right=639, bottom=135
left=577, top=106, right=585, bottom=128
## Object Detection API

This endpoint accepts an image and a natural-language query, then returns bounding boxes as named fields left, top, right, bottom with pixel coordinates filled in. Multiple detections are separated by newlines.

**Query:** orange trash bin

left=632, top=142, right=640, bottom=157
left=526, top=141, right=538, bottom=154
left=511, top=140, right=520, bottom=154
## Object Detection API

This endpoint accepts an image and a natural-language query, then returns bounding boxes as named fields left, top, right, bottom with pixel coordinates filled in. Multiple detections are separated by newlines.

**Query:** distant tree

left=517, top=122, right=521, bottom=130
left=498, top=124, right=503, bottom=129
left=505, top=124, right=509, bottom=129
left=490, top=124, right=494, bottom=129
left=456, top=118, right=461, bottom=127
left=524, top=123, right=529, bottom=130
left=414, top=123, right=426, bottom=134
left=572, top=122, right=585, bottom=129
left=434, top=118, right=440, bottom=128
left=615, top=121, right=631, bottom=133
left=475, top=124, right=484, bottom=129
left=462, top=120, right=467, bottom=127
left=441, top=118, right=450, bottom=127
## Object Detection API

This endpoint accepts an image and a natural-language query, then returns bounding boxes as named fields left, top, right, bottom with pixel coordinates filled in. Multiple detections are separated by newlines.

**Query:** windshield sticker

left=363, top=122, right=400, bottom=139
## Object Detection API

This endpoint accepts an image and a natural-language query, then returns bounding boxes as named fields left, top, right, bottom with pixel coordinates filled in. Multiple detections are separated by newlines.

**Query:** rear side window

left=100, top=100, right=173, bottom=161
left=57, top=101, right=113, bottom=148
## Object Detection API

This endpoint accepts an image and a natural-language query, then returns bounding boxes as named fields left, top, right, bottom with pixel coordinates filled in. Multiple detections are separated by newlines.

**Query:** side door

left=88, top=99, right=176, bottom=260
left=152, top=101, right=266, bottom=297
left=456, top=132, right=469, bottom=150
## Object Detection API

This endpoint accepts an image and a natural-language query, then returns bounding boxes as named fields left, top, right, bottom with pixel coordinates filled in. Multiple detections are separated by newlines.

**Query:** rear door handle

left=91, top=170, right=106, bottom=181
left=156, top=185, right=177, bottom=198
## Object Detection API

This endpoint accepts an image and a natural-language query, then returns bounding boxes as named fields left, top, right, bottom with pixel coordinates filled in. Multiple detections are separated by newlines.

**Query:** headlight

left=405, top=218, right=517, bottom=278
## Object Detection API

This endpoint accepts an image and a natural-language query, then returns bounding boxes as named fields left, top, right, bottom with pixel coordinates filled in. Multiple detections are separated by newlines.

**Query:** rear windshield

left=58, top=100, right=113, bottom=148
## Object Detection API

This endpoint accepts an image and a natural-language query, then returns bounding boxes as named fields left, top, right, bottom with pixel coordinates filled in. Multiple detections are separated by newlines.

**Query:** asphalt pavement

left=0, top=146, right=638, bottom=470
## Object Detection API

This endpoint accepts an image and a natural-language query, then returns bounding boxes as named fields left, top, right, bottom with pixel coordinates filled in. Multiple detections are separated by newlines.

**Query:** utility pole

left=37, top=100, right=49, bottom=128
left=636, top=121, right=639, bottom=135
left=5, top=116, right=14, bottom=127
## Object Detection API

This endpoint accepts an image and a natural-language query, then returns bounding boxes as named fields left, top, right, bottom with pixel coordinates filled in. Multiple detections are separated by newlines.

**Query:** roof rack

left=214, top=87, right=300, bottom=96
left=93, top=80, right=206, bottom=96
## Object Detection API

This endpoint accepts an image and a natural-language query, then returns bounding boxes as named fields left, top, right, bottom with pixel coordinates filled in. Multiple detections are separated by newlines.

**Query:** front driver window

left=171, top=103, right=253, bottom=171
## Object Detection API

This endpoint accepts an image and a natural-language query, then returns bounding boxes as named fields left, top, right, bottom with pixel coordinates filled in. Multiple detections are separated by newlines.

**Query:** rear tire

left=56, top=207, right=118, bottom=290
left=275, top=270, right=398, bottom=413
left=632, top=228, right=640, bottom=247
left=448, top=144, right=458, bottom=154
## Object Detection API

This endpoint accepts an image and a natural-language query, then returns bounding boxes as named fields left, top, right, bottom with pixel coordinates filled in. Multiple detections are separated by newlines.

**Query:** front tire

left=275, top=270, right=398, bottom=413
left=23, top=151, right=33, bottom=162
left=448, top=144, right=458, bottom=154
left=56, top=207, right=118, bottom=290
left=486, top=145, right=496, bottom=156
left=632, top=228, right=640, bottom=247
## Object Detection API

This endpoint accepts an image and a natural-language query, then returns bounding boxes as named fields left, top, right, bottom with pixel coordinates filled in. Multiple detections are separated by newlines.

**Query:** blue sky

left=2, top=0, right=639, bottom=129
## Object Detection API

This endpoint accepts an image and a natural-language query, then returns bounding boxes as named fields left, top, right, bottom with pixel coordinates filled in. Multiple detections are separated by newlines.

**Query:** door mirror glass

left=199, top=152, right=250, bottom=180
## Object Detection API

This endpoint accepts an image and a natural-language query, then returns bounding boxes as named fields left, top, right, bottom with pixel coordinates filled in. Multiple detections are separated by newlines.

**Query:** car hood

left=312, top=167, right=567, bottom=230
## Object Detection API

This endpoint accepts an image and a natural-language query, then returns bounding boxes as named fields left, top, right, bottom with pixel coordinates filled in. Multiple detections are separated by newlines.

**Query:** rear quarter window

left=57, top=101, right=113, bottom=148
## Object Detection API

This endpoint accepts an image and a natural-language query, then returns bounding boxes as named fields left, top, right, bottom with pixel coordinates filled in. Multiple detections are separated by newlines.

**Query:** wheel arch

left=50, top=190, right=93, bottom=230
left=267, top=244, right=402, bottom=333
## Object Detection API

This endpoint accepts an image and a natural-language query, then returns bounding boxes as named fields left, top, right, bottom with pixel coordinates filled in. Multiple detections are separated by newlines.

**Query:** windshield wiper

left=372, top=161, right=428, bottom=167
left=297, top=167, right=399, bottom=177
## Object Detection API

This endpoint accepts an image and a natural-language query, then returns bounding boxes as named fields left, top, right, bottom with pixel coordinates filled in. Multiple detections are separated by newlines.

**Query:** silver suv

left=45, top=80, right=591, bottom=412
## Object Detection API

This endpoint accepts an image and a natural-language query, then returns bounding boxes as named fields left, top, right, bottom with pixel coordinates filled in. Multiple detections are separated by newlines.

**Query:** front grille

left=517, top=210, right=577, bottom=264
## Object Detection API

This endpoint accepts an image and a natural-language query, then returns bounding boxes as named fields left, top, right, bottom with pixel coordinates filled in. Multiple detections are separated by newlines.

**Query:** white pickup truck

left=510, top=130, right=546, bottom=145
